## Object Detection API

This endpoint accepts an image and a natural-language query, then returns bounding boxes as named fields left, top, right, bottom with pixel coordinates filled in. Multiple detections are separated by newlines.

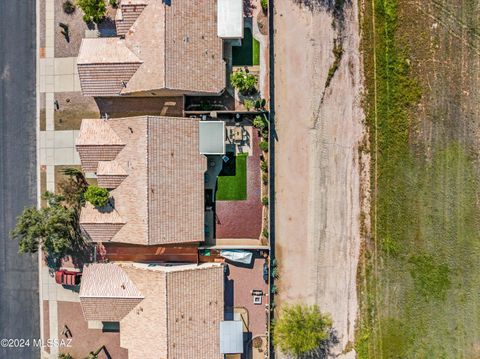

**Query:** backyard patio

left=56, top=301, right=128, bottom=359
left=224, top=254, right=269, bottom=357
left=215, top=128, right=263, bottom=240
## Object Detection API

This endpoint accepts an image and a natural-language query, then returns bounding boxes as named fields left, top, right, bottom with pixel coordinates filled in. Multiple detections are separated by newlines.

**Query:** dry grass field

left=357, top=0, right=480, bottom=357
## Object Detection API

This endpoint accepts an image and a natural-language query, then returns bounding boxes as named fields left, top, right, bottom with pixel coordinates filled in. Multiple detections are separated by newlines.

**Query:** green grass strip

left=253, top=38, right=260, bottom=66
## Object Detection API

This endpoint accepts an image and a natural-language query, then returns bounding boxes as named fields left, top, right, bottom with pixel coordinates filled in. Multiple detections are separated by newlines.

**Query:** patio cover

left=220, top=250, right=253, bottom=265
left=199, top=121, right=226, bottom=155
left=217, top=0, right=244, bottom=39
left=220, top=320, right=244, bottom=354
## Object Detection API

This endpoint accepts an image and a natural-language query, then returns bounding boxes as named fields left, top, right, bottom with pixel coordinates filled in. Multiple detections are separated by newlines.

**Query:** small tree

left=84, top=185, right=109, bottom=207
left=11, top=192, right=76, bottom=256
left=261, top=0, right=268, bottom=12
left=59, top=167, right=88, bottom=208
left=77, top=0, right=106, bottom=23
left=273, top=304, right=332, bottom=357
left=230, top=69, right=257, bottom=95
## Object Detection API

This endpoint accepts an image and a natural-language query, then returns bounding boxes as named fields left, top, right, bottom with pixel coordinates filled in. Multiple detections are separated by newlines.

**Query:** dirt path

left=273, top=0, right=365, bottom=356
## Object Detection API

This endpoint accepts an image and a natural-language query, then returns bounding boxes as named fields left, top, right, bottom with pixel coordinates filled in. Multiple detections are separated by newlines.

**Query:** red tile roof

left=79, top=263, right=225, bottom=359
left=77, top=0, right=225, bottom=97
left=76, top=116, right=206, bottom=245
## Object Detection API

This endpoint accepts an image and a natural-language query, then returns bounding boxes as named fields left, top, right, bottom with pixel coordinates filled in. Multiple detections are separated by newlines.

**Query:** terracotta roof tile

left=79, top=263, right=224, bottom=357
left=115, top=3, right=148, bottom=37
left=166, top=265, right=224, bottom=358
left=80, top=263, right=143, bottom=297
left=79, top=263, right=144, bottom=321
left=76, top=118, right=125, bottom=145
left=80, top=203, right=126, bottom=241
left=77, top=0, right=225, bottom=96
left=77, top=116, right=206, bottom=245
left=119, top=263, right=224, bottom=359
left=97, top=160, right=128, bottom=176
left=164, top=0, right=226, bottom=94
left=148, top=117, right=206, bottom=244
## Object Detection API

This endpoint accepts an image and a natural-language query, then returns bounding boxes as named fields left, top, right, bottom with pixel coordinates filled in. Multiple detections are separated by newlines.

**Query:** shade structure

left=220, top=320, right=244, bottom=354
left=199, top=121, right=226, bottom=155
left=217, top=0, right=244, bottom=39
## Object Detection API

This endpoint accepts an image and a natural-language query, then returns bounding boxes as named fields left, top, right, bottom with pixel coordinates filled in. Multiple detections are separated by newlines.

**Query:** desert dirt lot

left=274, top=0, right=365, bottom=356
left=357, top=0, right=480, bottom=357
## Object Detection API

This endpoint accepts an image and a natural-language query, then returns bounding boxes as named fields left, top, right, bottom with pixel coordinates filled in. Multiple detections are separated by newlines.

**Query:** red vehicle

left=55, top=269, right=82, bottom=286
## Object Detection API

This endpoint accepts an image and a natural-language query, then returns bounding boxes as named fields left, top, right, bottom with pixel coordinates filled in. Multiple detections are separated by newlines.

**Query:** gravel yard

left=273, top=0, right=365, bottom=357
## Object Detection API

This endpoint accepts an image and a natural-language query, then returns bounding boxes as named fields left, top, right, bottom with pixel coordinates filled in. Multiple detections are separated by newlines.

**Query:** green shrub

left=259, top=140, right=269, bottom=152
left=270, top=283, right=277, bottom=294
left=261, top=0, right=268, bottom=12
left=271, top=258, right=277, bottom=268
left=260, top=161, right=268, bottom=173
left=230, top=69, right=257, bottom=95
left=58, top=354, right=74, bottom=359
left=271, top=266, right=279, bottom=279
left=262, top=227, right=269, bottom=239
left=84, top=185, right=109, bottom=207
left=243, top=99, right=255, bottom=111
left=262, top=173, right=268, bottom=185
left=261, top=196, right=269, bottom=206
left=253, top=115, right=266, bottom=130
left=77, top=0, right=106, bottom=23
left=273, top=304, right=332, bottom=357
left=109, top=0, right=118, bottom=7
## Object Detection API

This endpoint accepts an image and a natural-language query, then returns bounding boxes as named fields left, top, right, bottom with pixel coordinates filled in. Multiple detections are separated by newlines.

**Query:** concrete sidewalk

left=38, top=0, right=84, bottom=357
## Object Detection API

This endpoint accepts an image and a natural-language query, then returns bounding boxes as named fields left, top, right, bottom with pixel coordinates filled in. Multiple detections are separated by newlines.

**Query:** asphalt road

left=0, top=0, right=40, bottom=358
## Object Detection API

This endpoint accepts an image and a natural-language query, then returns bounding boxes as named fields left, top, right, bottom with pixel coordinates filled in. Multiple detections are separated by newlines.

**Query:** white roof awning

left=220, top=320, right=244, bottom=354
left=217, top=0, right=244, bottom=39
left=199, top=121, right=225, bottom=155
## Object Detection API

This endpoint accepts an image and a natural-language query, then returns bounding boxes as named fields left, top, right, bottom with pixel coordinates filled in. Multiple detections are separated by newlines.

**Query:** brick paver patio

left=225, top=256, right=268, bottom=336
left=216, top=130, right=263, bottom=239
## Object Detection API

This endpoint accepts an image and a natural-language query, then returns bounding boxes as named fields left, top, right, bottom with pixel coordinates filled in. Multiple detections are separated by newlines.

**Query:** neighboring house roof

left=77, top=38, right=143, bottom=97
left=77, top=0, right=226, bottom=97
left=76, top=116, right=206, bottom=245
left=115, top=1, right=148, bottom=37
left=79, top=263, right=144, bottom=321
left=79, top=263, right=224, bottom=359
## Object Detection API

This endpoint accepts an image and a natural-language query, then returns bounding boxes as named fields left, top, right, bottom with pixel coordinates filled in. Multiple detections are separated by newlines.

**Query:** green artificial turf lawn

left=216, top=153, right=247, bottom=201
left=252, top=38, right=260, bottom=66
left=232, top=28, right=260, bottom=66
